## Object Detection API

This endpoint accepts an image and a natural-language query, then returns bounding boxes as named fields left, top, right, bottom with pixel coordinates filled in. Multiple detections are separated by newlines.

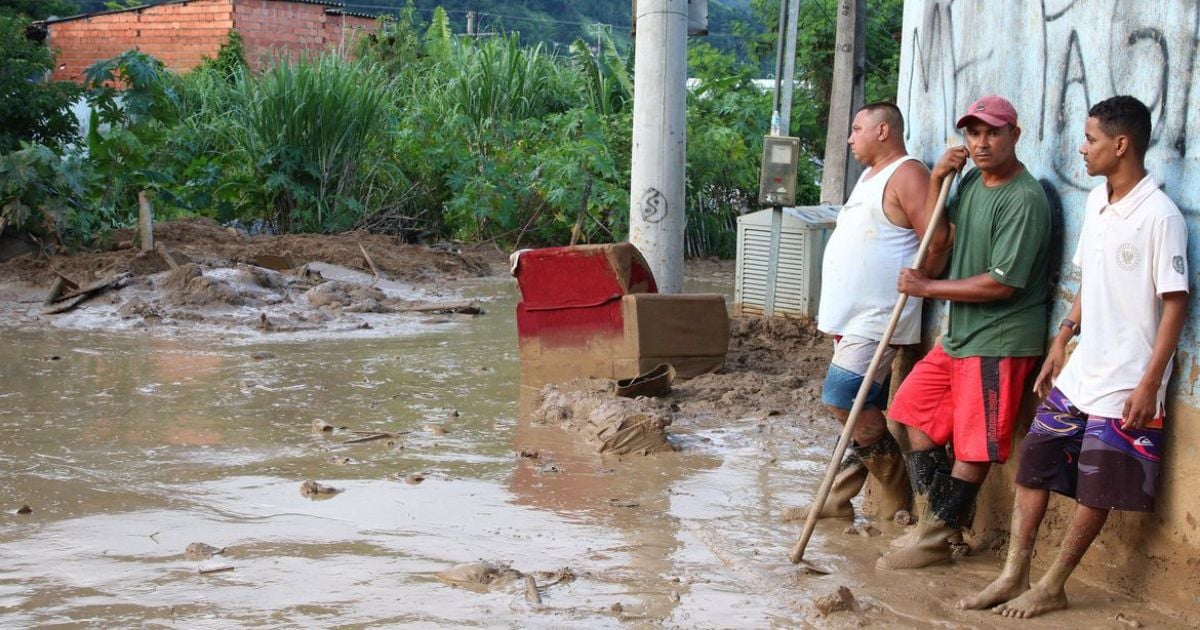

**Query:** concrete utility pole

left=819, top=0, right=866, bottom=204
left=778, top=0, right=801, bottom=136
left=466, top=11, right=476, bottom=37
left=629, top=0, right=688, bottom=294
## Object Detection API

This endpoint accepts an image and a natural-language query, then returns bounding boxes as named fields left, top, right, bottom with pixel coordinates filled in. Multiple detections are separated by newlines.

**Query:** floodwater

left=0, top=275, right=1189, bottom=628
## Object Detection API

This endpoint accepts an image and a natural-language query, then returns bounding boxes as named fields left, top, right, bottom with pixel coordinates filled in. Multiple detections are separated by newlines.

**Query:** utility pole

left=778, top=0, right=801, bottom=136
left=466, top=11, right=476, bottom=37
left=819, top=0, right=866, bottom=204
left=629, top=0, right=688, bottom=294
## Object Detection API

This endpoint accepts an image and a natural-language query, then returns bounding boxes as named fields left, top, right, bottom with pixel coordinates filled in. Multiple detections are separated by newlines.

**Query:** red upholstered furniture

left=514, top=243, right=729, bottom=384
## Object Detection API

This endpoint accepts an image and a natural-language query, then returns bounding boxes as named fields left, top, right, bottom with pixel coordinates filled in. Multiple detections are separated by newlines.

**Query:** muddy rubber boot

left=876, top=472, right=979, bottom=570
left=781, top=449, right=867, bottom=521
left=889, top=447, right=950, bottom=548
left=857, top=432, right=910, bottom=521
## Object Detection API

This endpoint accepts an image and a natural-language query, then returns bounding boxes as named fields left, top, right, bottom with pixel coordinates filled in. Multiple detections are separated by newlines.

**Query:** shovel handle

left=789, top=172, right=955, bottom=564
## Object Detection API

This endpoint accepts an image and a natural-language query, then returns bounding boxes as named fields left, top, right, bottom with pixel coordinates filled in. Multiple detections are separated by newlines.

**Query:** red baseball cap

left=956, top=95, right=1018, bottom=128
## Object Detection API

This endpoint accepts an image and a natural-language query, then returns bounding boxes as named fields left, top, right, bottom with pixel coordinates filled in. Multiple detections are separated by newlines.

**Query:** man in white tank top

left=782, top=103, right=935, bottom=523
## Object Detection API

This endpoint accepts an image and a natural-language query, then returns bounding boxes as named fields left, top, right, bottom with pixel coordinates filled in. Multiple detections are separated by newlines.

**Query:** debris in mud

left=185, top=542, right=225, bottom=560
left=813, top=585, right=858, bottom=616
left=41, top=355, right=61, bottom=361
left=843, top=523, right=881, bottom=537
left=327, top=456, right=353, bottom=466
left=1115, top=612, right=1143, bottom=628
left=893, top=509, right=916, bottom=526
left=535, top=463, right=563, bottom=475
left=344, top=431, right=408, bottom=444
left=608, top=498, right=640, bottom=508
left=4, top=218, right=493, bottom=337
left=43, top=272, right=131, bottom=314
left=534, top=380, right=675, bottom=456
left=404, top=473, right=426, bottom=485
left=423, top=423, right=448, bottom=436
left=312, top=420, right=335, bottom=433
left=518, top=448, right=539, bottom=459
left=163, top=264, right=242, bottom=307
left=16, top=504, right=32, bottom=515
left=524, top=575, right=542, bottom=605
left=434, top=562, right=524, bottom=592
left=306, top=281, right=390, bottom=313
left=299, top=480, right=342, bottom=498
left=197, top=564, right=235, bottom=575
left=250, top=350, right=276, bottom=361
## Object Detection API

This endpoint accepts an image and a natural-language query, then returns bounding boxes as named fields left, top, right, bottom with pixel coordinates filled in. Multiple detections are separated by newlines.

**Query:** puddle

left=0, top=274, right=1192, bottom=627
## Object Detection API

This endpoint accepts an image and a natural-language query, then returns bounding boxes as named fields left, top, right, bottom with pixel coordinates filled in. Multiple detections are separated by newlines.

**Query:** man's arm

left=919, top=147, right=969, bottom=276
left=897, top=269, right=1015, bottom=302
left=1033, top=291, right=1082, bottom=397
left=1122, top=291, right=1188, bottom=429
left=888, top=160, right=940, bottom=275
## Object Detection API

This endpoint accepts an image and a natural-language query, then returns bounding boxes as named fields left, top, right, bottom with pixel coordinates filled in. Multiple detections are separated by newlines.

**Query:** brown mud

left=0, top=218, right=493, bottom=337
left=0, top=218, right=488, bottom=287
left=0, top=250, right=1195, bottom=626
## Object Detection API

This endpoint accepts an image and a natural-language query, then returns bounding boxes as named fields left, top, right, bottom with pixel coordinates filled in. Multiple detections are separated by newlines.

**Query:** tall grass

left=443, top=35, right=573, bottom=133
left=226, top=55, right=403, bottom=233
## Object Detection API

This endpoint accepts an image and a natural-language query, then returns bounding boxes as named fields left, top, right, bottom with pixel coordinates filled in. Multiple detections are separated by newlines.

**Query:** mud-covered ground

left=0, top=219, right=491, bottom=338
left=1, top=235, right=1196, bottom=627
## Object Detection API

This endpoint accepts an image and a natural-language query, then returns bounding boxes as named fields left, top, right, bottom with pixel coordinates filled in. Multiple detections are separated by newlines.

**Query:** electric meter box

left=759, top=135, right=800, bottom=207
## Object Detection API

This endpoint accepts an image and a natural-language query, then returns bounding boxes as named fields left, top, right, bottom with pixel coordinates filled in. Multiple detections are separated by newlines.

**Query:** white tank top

left=817, top=155, right=923, bottom=344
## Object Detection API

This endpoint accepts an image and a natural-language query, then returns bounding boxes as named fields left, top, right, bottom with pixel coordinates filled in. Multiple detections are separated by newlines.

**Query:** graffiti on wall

left=902, top=0, right=1199, bottom=202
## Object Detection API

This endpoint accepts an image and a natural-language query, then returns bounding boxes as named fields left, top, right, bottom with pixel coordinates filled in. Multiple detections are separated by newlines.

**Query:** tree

left=743, top=0, right=903, bottom=156
left=0, top=15, right=81, bottom=152
left=0, top=0, right=79, bottom=20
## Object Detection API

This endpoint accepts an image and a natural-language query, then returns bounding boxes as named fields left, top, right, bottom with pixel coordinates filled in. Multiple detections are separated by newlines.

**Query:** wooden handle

left=788, top=173, right=954, bottom=564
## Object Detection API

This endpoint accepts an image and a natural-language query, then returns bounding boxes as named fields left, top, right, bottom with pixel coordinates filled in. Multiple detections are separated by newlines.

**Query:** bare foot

left=956, top=574, right=1028, bottom=610
left=993, top=584, right=1068, bottom=619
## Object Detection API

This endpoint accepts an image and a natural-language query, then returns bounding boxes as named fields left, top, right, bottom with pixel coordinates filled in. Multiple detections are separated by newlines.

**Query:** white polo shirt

left=1055, top=174, right=1189, bottom=418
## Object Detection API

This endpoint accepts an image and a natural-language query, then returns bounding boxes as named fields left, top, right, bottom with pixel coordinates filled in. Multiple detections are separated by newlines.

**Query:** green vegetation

left=1, top=1, right=902, bottom=256
left=0, top=16, right=81, bottom=152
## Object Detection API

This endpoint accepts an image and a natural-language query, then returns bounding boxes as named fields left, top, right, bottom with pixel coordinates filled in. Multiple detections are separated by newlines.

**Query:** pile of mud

left=0, top=218, right=490, bottom=287
left=531, top=317, right=835, bottom=456
left=534, top=379, right=676, bottom=455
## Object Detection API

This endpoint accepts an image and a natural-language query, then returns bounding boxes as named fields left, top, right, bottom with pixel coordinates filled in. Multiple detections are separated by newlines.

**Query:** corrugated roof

left=40, top=0, right=345, bottom=25
left=326, top=8, right=376, bottom=20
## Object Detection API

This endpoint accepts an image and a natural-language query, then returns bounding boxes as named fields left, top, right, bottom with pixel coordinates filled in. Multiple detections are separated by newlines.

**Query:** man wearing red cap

left=876, top=95, right=1052, bottom=570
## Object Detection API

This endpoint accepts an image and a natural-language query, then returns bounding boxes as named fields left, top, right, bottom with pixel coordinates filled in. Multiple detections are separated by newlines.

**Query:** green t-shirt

left=942, top=167, right=1051, bottom=358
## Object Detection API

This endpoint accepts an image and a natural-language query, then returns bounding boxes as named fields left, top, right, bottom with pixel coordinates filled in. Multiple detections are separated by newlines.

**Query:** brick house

left=41, top=0, right=379, bottom=83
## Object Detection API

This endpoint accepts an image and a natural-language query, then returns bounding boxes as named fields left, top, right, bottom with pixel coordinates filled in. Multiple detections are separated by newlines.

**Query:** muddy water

left=0, top=275, right=1187, bottom=628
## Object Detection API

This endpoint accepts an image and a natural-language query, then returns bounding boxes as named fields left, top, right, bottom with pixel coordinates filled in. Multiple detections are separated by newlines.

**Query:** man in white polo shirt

left=957, top=95, right=1188, bottom=618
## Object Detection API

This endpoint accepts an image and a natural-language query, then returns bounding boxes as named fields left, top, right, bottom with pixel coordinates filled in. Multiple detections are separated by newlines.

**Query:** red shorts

left=889, top=343, right=1038, bottom=463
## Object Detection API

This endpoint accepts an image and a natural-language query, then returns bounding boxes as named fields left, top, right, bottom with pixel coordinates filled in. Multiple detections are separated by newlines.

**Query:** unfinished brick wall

left=48, top=0, right=234, bottom=83
left=233, top=0, right=328, bottom=67
left=44, top=0, right=379, bottom=83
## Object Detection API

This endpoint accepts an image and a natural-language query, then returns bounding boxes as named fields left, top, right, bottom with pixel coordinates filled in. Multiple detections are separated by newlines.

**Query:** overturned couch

left=513, top=243, right=730, bottom=384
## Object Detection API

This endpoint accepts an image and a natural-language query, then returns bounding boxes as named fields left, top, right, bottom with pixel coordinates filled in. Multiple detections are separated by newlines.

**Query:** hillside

left=60, top=0, right=754, bottom=52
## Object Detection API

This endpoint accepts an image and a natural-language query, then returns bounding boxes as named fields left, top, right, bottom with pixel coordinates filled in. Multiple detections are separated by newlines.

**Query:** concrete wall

left=898, top=1, right=1200, bottom=616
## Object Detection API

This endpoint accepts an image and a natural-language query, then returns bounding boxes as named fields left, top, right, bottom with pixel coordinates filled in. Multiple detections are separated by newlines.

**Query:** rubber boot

left=781, top=449, right=867, bottom=521
left=889, top=447, right=950, bottom=548
left=857, top=431, right=911, bottom=521
left=876, top=472, right=979, bottom=570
